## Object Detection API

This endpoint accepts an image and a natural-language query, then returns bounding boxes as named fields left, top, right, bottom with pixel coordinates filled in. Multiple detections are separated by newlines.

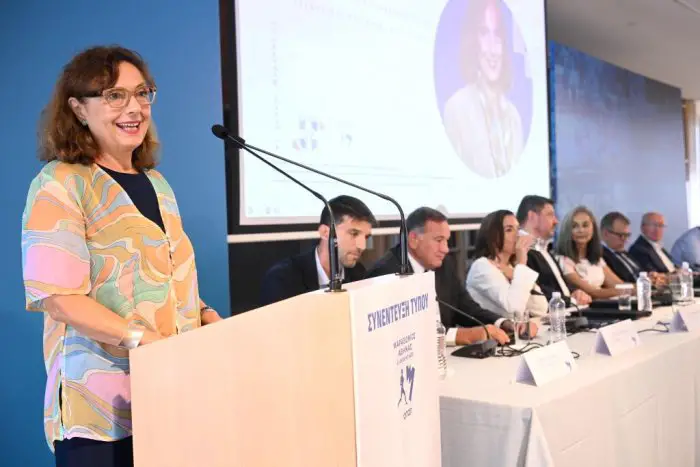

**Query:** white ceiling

left=547, top=0, right=700, bottom=98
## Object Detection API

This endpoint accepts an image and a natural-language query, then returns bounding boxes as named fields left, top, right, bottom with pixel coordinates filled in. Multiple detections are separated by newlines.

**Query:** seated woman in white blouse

left=555, top=206, right=626, bottom=299
left=467, top=210, right=549, bottom=318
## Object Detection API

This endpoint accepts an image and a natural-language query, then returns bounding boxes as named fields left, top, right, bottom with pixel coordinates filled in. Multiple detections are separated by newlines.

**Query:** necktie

left=618, top=251, right=640, bottom=276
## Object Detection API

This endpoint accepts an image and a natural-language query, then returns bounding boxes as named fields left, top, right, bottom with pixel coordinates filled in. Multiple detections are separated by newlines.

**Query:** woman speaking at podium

left=21, top=46, right=221, bottom=467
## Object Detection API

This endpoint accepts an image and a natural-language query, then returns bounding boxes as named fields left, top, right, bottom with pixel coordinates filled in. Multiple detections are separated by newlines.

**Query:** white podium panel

left=347, top=272, right=441, bottom=467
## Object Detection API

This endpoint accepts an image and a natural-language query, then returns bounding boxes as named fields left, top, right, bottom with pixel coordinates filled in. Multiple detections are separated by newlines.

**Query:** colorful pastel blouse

left=21, top=161, right=201, bottom=450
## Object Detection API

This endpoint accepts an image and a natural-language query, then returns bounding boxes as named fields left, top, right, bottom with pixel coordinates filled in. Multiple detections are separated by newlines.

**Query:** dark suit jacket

left=366, top=245, right=502, bottom=328
left=629, top=235, right=675, bottom=273
left=602, top=246, right=641, bottom=283
left=526, top=249, right=571, bottom=301
left=259, top=249, right=367, bottom=306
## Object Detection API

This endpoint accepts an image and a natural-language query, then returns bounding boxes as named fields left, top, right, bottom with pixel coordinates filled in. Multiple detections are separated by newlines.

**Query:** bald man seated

left=629, top=212, right=677, bottom=274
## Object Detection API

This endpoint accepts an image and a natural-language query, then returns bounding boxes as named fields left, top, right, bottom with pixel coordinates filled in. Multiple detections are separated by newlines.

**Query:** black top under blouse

left=99, top=165, right=166, bottom=233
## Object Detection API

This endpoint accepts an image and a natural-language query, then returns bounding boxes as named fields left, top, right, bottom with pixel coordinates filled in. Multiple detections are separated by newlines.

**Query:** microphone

left=531, top=290, right=589, bottom=331
left=565, top=299, right=589, bottom=331
left=211, top=124, right=411, bottom=276
left=435, top=298, right=497, bottom=359
left=211, top=125, right=343, bottom=292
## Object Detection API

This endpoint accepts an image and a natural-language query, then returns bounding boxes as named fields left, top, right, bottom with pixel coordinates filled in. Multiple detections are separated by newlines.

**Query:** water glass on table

left=615, top=283, right=634, bottom=311
left=669, top=273, right=685, bottom=312
left=513, top=308, right=531, bottom=347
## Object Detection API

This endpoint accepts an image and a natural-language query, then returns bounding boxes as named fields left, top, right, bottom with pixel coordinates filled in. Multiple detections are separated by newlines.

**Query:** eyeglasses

left=608, top=230, right=631, bottom=240
left=646, top=223, right=667, bottom=229
left=82, top=85, right=157, bottom=109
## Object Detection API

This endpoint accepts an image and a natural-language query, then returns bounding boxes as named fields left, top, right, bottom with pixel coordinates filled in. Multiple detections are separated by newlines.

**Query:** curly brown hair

left=39, top=45, right=159, bottom=170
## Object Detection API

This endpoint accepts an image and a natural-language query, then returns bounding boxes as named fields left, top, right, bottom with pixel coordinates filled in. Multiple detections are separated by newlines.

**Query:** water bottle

left=681, top=262, right=693, bottom=305
left=636, top=272, right=653, bottom=312
left=436, top=320, right=447, bottom=378
left=548, top=292, right=566, bottom=344
left=688, top=266, right=695, bottom=305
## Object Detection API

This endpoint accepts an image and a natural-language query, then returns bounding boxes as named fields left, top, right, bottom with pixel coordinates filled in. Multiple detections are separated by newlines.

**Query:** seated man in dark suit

left=629, top=212, right=677, bottom=274
left=259, top=195, right=376, bottom=306
left=515, top=195, right=592, bottom=305
left=600, top=212, right=640, bottom=282
left=367, top=207, right=536, bottom=346
left=600, top=211, right=666, bottom=287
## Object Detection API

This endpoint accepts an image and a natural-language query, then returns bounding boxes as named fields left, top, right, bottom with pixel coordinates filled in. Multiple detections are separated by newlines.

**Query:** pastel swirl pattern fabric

left=21, top=161, right=201, bottom=450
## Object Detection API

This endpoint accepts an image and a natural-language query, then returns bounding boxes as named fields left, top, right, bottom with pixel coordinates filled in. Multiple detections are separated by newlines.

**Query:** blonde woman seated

left=467, top=210, right=548, bottom=318
left=555, top=206, right=626, bottom=299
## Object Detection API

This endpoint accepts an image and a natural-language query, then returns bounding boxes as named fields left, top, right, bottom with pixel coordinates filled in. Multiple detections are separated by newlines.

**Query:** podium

left=130, top=272, right=442, bottom=467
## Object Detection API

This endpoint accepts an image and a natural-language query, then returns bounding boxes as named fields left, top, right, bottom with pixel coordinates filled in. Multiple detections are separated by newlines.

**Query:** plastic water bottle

left=688, top=265, right=695, bottom=305
left=636, top=272, right=653, bottom=312
left=548, top=292, right=566, bottom=344
left=436, top=320, right=447, bottom=378
left=681, top=262, right=694, bottom=305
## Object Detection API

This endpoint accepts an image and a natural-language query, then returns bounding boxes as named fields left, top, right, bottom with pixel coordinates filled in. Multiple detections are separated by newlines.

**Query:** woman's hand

left=138, top=329, right=165, bottom=346
left=515, top=234, right=535, bottom=265
left=202, top=310, right=223, bottom=325
left=199, top=298, right=223, bottom=325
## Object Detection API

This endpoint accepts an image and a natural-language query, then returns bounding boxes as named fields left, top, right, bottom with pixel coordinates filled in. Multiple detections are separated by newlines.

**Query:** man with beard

left=260, top=195, right=376, bottom=306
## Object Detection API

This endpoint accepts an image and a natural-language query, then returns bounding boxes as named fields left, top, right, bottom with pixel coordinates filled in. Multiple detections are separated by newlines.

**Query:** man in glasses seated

left=629, top=212, right=677, bottom=275
left=600, top=212, right=664, bottom=287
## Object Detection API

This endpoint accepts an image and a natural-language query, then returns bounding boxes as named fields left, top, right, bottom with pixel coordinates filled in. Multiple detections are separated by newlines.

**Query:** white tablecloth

left=439, top=306, right=700, bottom=467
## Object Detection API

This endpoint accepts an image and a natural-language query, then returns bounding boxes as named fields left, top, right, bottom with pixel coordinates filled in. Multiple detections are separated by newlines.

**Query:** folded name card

left=515, top=341, right=576, bottom=386
left=671, top=309, right=700, bottom=332
left=593, top=319, right=641, bottom=356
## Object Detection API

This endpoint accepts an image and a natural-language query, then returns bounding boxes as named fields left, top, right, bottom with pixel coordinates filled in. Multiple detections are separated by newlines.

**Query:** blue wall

left=0, top=2, right=229, bottom=464
left=549, top=41, right=687, bottom=244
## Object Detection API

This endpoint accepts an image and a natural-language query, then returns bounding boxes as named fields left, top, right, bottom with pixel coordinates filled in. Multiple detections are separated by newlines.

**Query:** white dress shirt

left=406, top=253, right=462, bottom=343
left=409, top=252, right=505, bottom=346
left=407, top=252, right=425, bottom=275
left=315, top=248, right=344, bottom=289
left=520, top=229, right=571, bottom=296
left=643, top=235, right=676, bottom=272
left=466, top=257, right=547, bottom=317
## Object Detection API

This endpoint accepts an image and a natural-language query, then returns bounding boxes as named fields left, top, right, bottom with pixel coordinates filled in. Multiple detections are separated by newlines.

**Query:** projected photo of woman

left=442, top=0, right=524, bottom=178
